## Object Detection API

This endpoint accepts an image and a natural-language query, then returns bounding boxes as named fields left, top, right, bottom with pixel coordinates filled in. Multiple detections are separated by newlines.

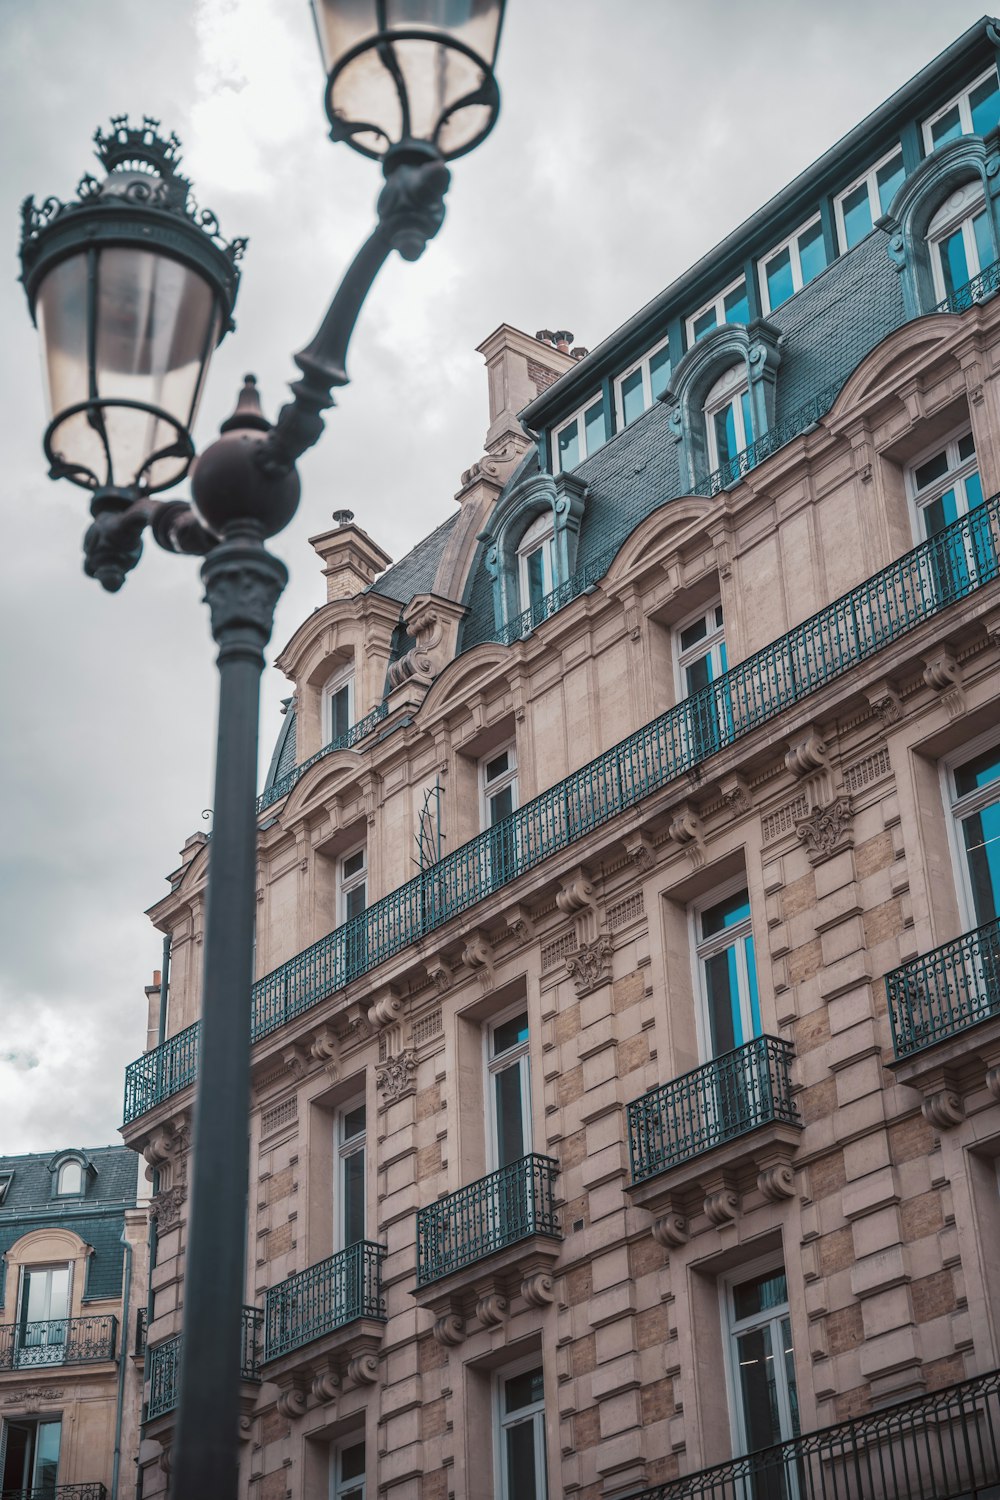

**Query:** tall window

left=553, top=394, right=608, bottom=473
left=759, top=217, right=827, bottom=313
left=923, top=66, right=1000, bottom=153
left=486, top=1008, right=531, bottom=1170
left=330, top=1438, right=365, bottom=1500
left=496, top=1362, right=547, bottom=1500
left=834, top=145, right=905, bottom=251
left=338, top=846, right=367, bottom=924
left=55, top=1159, right=83, bottom=1196
left=614, top=337, right=671, bottom=427
left=0, top=1418, right=61, bottom=1493
left=927, top=183, right=995, bottom=302
left=906, top=429, right=994, bottom=597
left=480, top=745, right=518, bottom=831
left=517, top=514, right=555, bottom=615
left=724, top=1261, right=800, bottom=1469
left=694, top=886, right=761, bottom=1064
left=947, top=742, right=1000, bottom=929
left=324, top=665, right=354, bottom=745
left=336, top=1101, right=366, bottom=1250
left=687, top=276, right=750, bottom=345
left=705, top=365, right=753, bottom=470
left=676, top=602, right=727, bottom=698
left=16, top=1265, right=71, bottom=1366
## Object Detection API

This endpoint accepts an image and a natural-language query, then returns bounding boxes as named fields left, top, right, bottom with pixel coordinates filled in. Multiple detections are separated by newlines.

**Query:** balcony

left=492, top=545, right=617, bottom=646
left=263, top=1241, right=386, bottom=1365
left=627, top=1038, right=801, bottom=1235
left=0, top=1488, right=107, bottom=1500
left=887, top=918, right=1000, bottom=1127
left=145, top=1305, right=261, bottom=1424
left=256, top=702, right=389, bottom=815
left=692, top=379, right=844, bottom=498
left=936, top=255, right=1000, bottom=314
left=0, top=1314, right=117, bottom=1370
left=624, top=1366, right=1000, bottom=1500
left=123, top=496, right=1000, bottom=1125
left=416, top=1154, right=561, bottom=1290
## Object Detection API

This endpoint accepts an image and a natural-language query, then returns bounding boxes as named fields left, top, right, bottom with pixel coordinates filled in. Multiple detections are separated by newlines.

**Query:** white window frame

left=922, top=65, right=1000, bottom=154
left=517, top=514, right=556, bottom=612
left=334, top=1097, right=367, bottom=1251
left=55, top=1160, right=83, bottom=1196
left=940, top=726, right=1000, bottom=934
left=704, top=364, right=753, bottom=470
left=834, top=143, right=904, bottom=252
left=674, top=599, right=726, bottom=702
left=493, top=1354, right=548, bottom=1500
left=551, top=393, right=607, bottom=474
left=926, top=182, right=992, bottom=301
left=758, top=215, right=825, bottom=314
left=690, top=876, right=759, bottom=1065
left=904, top=425, right=981, bottom=543
left=479, top=742, right=518, bottom=831
left=338, top=844, right=367, bottom=925
left=613, top=335, right=671, bottom=428
left=323, top=664, right=355, bottom=746
left=329, top=1435, right=366, bottom=1500
left=0, top=1172, right=13, bottom=1205
left=719, top=1253, right=799, bottom=1468
left=484, top=1001, right=532, bottom=1172
left=685, top=274, right=750, bottom=347
left=16, top=1263, right=72, bottom=1368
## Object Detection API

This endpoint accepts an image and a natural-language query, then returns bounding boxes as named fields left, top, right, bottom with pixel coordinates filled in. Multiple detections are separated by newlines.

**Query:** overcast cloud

left=0, top=0, right=989, bottom=1153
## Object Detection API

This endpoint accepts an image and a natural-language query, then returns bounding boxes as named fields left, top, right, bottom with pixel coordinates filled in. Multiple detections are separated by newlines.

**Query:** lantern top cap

left=92, top=115, right=185, bottom=180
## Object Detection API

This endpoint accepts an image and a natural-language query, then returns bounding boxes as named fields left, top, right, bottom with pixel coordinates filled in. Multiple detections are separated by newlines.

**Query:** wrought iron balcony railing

left=0, top=1314, right=117, bottom=1369
left=416, top=1153, right=561, bottom=1287
left=625, top=1365, right=1000, bottom=1500
left=691, top=380, right=844, bottom=497
left=123, top=496, right=1000, bottom=1124
left=493, top=546, right=618, bottom=647
left=256, top=702, right=389, bottom=815
left=134, top=1305, right=147, bottom=1357
left=936, top=255, right=1000, bottom=314
left=263, top=1241, right=386, bottom=1362
left=0, top=1488, right=108, bottom=1500
left=628, top=1036, right=799, bottom=1184
left=145, top=1305, right=261, bottom=1422
left=886, top=916, right=1000, bottom=1060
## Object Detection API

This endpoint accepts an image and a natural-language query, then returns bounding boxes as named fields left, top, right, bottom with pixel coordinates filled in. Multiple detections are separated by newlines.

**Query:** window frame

left=551, top=392, right=608, bottom=474
left=493, top=1353, right=548, bottom=1500
left=484, top=1001, right=532, bottom=1172
left=329, top=1435, right=366, bottom=1500
left=940, top=727, right=1000, bottom=933
left=690, top=876, right=761, bottom=1065
left=479, top=742, right=519, bottom=832
left=613, top=335, right=671, bottom=429
left=338, top=843, right=367, bottom=926
left=54, top=1159, right=84, bottom=1197
left=685, top=274, right=750, bottom=348
left=904, top=425, right=982, bottom=543
left=718, top=1252, right=800, bottom=1465
left=922, top=65, right=1000, bottom=154
left=516, top=514, right=556, bottom=614
left=674, top=598, right=727, bottom=702
left=323, top=664, right=355, bottom=747
left=757, top=214, right=826, bottom=314
left=334, top=1097, right=367, bottom=1252
left=0, top=1172, right=13, bottom=1205
left=833, top=143, right=905, bottom=252
left=926, top=181, right=993, bottom=302
left=703, top=364, right=753, bottom=471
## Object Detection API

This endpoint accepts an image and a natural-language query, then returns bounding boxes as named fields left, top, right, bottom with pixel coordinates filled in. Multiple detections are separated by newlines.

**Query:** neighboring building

left=0, top=1146, right=147, bottom=1499
left=123, top=16, right=1000, bottom=1500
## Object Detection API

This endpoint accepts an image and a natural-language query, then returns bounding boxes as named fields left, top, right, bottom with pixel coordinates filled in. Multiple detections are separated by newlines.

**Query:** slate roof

left=0, top=1145, right=138, bottom=1307
left=369, top=510, right=460, bottom=605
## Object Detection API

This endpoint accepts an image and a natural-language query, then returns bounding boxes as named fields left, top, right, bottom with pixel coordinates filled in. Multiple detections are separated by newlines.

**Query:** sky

left=0, top=0, right=993, bottom=1153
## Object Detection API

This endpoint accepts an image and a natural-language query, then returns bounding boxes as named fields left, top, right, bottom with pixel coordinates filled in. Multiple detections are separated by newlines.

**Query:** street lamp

left=17, top=6, right=505, bottom=1499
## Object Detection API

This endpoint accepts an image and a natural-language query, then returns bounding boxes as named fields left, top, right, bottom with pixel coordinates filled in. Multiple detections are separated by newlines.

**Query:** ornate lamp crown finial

left=93, top=115, right=184, bottom=180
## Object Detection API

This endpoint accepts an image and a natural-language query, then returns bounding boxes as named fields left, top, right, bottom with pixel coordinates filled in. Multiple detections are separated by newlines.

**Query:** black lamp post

left=18, top=6, right=505, bottom=1498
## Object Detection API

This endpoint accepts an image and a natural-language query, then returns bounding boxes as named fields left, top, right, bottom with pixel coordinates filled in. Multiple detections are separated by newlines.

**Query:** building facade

left=0, top=1146, right=147, bottom=1500
left=124, top=17, right=1000, bottom=1500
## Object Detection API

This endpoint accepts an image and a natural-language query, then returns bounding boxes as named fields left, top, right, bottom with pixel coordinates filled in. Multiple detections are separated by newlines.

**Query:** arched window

left=704, top=365, right=754, bottom=471
left=322, top=663, right=354, bottom=746
left=926, top=182, right=995, bottom=303
left=663, top=322, right=780, bottom=494
left=56, top=1159, right=83, bottom=1196
left=516, top=513, right=555, bottom=615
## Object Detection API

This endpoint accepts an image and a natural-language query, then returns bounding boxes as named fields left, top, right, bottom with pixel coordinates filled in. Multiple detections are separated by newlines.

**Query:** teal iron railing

left=263, top=1241, right=386, bottom=1361
left=0, top=1488, right=108, bottom=1500
left=624, top=1367, right=1000, bottom=1500
left=123, top=496, right=1000, bottom=1124
left=416, top=1153, right=560, bottom=1287
left=256, top=702, right=389, bottom=814
left=691, top=380, right=844, bottom=497
left=886, top=917, right=1000, bottom=1060
left=936, top=255, right=1000, bottom=314
left=494, top=546, right=618, bottom=646
left=627, top=1036, right=798, bottom=1184
left=145, top=1305, right=261, bottom=1422
left=0, top=1314, right=117, bottom=1369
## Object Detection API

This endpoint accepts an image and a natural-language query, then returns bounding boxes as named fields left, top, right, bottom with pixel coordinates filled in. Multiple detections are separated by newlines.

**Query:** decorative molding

left=426, top=956, right=453, bottom=994
left=309, top=1026, right=340, bottom=1081
left=367, top=988, right=404, bottom=1029
left=311, top=1368, right=341, bottom=1404
left=669, top=806, right=705, bottom=869
left=719, top=775, right=752, bottom=819
left=504, top=904, right=535, bottom=944
left=651, top=1212, right=689, bottom=1249
left=282, top=1044, right=310, bottom=1081
left=3, top=1387, right=66, bottom=1406
left=142, top=1119, right=190, bottom=1169
left=866, top=685, right=903, bottom=726
left=150, top=1183, right=187, bottom=1231
left=703, top=1187, right=740, bottom=1226
left=462, top=933, right=495, bottom=993
left=921, top=1088, right=965, bottom=1131
left=376, top=1049, right=417, bottom=1105
left=922, top=650, right=966, bottom=720
left=623, top=831, right=656, bottom=873
left=556, top=871, right=596, bottom=916
left=566, top=933, right=613, bottom=996
left=795, top=796, right=854, bottom=865
left=347, top=1350, right=380, bottom=1386
left=785, top=729, right=829, bottom=779
left=521, top=1270, right=555, bottom=1307
left=758, top=1163, right=797, bottom=1202
left=476, top=1291, right=508, bottom=1327
left=433, top=1311, right=465, bottom=1347
left=276, top=1384, right=309, bottom=1418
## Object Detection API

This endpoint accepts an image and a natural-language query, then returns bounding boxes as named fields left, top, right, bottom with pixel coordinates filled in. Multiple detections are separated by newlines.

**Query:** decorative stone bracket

left=376, top=1048, right=417, bottom=1107
left=922, top=649, right=965, bottom=721
left=795, top=795, right=853, bottom=866
left=669, top=805, right=705, bottom=870
left=785, top=728, right=829, bottom=779
left=462, top=931, right=495, bottom=993
left=386, top=593, right=467, bottom=696
left=566, top=933, right=613, bottom=996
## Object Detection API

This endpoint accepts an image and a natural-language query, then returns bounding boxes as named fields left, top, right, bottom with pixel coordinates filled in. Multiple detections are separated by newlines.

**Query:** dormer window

left=552, top=394, right=608, bottom=473
left=323, top=665, right=355, bottom=746
left=56, top=1159, right=83, bottom=1196
left=759, top=217, right=827, bottom=312
left=517, top=513, right=555, bottom=614
left=927, top=182, right=995, bottom=302
left=923, top=66, right=1000, bottom=153
left=835, top=145, right=905, bottom=250
left=686, top=276, right=750, bottom=346
left=0, top=1171, right=13, bottom=1204
left=614, top=337, right=671, bottom=427
left=705, top=365, right=754, bottom=471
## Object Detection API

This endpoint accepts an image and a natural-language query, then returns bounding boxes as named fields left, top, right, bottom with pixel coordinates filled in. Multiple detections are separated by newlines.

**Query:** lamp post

left=18, top=7, right=505, bottom=1498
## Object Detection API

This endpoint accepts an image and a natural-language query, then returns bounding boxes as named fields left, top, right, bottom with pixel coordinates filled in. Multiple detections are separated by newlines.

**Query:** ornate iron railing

left=625, top=1366, right=1000, bottom=1500
left=416, top=1154, right=561, bottom=1287
left=134, top=1305, right=147, bottom=1356
left=628, top=1036, right=799, bottom=1184
left=256, top=702, right=389, bottom=814
left=692, top=380, right=844, bottom=497
left=936, top=255, right=1000, bottom=314
left=494, top=546, right=618, bottom=647
left=0, top=1488, right=108, bottom=1500
left=886, top=917, right=1000, bottom=1060
left=263, top=1241, right=386, bottom=1361
left=0, top=1314, right=117, bottom=1369
left=123, top=496, right=1000, bottom=1124
left=145, top=1305, right=260, bottom=1422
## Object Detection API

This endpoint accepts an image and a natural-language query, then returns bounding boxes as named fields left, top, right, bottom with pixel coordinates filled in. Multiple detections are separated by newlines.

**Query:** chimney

left=309, top=513, right=393, bottom=602
left=476, top=325, right=577, bottom=451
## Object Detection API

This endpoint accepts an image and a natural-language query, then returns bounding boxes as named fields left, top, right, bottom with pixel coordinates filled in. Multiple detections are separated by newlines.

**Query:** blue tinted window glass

left=973, top=209, right=993, bottom=273
left=740, top=389, right=754, bottom=445
left=955, top=747, right=1000, bottom=797
left=931, top=105, right=963, bottom=149
left=959, top=432, right=977, bottom=461
left=965, top=470, right=984, bottom=509
left=526, top=546, right=546, bottom=609
left=714, top=403, right=738, bottom=464
left=679, top=615, right=708, bottom=651
left=841, top=183, right=872, bottom=248
left=649, top=344, right=671, bottom=399
left=702, top=889, right=751, bottom=938
left=940, top=227, right=971, bottom=300
left=744, top=935, right=761, bottom=1035
left=557, top=419, right=579, bottom=471
left=584, top=397, right=608, bottom=455
left=765, top=247, right=795, bottom=310
left=876, top=152, right=905, bottom=215
left=962, top=803, right=1000, bottom=925
left=724, top=281, right=750, bottom=324
left=693, top=307, right=717, bottom=341
left=621, top=367, right=645, bottom=425
left=921, top=487, right=959, bottom=539
left=493, top=1011, right=529, bottom=1054
left=798, top=221, right=827, bottom=284
left=914, top=449, right=949, bottom=491
left=971, top=73, right=1000, bottom=137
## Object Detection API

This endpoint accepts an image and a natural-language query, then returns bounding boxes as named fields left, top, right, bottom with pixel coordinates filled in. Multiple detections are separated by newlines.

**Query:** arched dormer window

left=517, top=513, right=555, bottom=615
left=49, top=1152, right=89, bottom=1198
left=480, top=469, right=587, bottom=635
left=322, top=661, right=355, bottom=746
left=882, top=134, right=1000, bottom=317
left=663, top=321, right=781, bottom=493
